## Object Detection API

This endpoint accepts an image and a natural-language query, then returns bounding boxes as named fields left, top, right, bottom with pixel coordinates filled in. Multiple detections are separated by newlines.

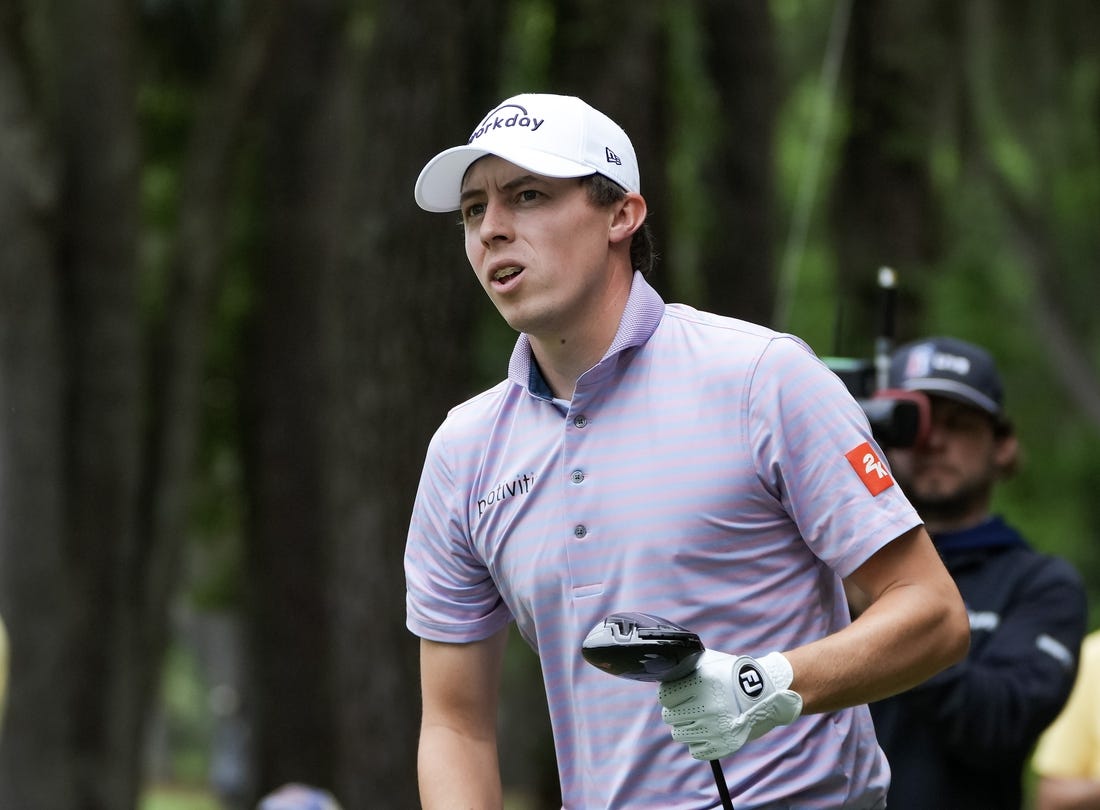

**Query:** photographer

left=854, top=336, right=1088, bottom=809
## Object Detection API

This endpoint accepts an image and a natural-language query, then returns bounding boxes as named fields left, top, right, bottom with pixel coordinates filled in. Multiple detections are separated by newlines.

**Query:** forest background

left=0, top=0, right=1098, bottom=809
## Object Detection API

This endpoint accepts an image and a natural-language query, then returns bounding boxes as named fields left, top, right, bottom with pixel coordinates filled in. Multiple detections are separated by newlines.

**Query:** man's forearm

left=790, top=527, right=969, bottom=714
left=1037, top=776, right=1100, bottom=810
left=419, top=724, right=503, bottom=810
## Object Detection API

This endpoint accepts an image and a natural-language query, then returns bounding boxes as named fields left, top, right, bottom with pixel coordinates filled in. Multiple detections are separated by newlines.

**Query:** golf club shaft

left=711, top=760, right=734, bottom=810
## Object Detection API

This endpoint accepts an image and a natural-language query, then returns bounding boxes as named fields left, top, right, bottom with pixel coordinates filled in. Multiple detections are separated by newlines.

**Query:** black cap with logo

left=888, top=336, right=1005, bottom=419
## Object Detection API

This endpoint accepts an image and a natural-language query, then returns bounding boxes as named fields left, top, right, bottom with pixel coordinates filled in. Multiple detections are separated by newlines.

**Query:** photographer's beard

left=890, top=459, right=997, bottom=533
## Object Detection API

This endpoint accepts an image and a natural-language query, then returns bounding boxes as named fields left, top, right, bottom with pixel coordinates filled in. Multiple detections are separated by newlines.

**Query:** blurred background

left=0, top=0, right=1097, bottom=808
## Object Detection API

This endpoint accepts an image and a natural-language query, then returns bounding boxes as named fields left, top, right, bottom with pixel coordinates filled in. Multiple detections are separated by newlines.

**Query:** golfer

left=404, top=93, right=969, bottom=809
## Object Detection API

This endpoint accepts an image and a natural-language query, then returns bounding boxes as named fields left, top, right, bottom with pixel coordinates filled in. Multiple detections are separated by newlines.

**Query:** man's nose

left=479, top=200, right=513, bottom=245
left=922, top=418, right=950, bottom=449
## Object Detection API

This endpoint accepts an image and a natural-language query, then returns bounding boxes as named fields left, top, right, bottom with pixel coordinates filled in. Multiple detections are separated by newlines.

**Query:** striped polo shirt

left=405, top=273, right=919, bottom=809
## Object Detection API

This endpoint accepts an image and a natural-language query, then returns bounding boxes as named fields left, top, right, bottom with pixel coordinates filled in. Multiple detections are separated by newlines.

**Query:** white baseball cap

left=414, top=93, right=640, bottom=212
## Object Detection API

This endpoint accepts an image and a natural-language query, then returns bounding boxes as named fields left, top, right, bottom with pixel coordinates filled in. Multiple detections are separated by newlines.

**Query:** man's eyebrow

left=459, top=174, right=545, bottom=204
left=458, top=187, right=484, bottom=205
left=501, top=174, right=542, bottom=190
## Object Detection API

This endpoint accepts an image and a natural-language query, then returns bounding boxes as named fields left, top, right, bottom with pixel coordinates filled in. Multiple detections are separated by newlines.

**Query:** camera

left=825, top=357, right=929, bottom=449
left=821, top=267, right=929, bottom=449
left=818, top=268, right=928, bottom=449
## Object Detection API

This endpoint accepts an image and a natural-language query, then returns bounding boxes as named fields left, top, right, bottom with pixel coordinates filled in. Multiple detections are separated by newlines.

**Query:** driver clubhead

left=581, top=612, right=705, bottom=683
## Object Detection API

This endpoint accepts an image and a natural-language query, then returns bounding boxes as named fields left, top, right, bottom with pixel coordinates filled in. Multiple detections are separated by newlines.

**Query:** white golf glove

left=657, top=649, right=803, bottom=760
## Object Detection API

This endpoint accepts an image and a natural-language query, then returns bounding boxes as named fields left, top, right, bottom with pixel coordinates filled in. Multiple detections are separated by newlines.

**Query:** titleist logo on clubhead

left=469, top=103, right=545, bottom=143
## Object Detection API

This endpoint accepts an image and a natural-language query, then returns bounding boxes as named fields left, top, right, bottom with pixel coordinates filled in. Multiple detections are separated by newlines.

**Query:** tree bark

left=697, top=0, right=779, bottom=322
left=828, top=0, right=946, bottom=353
left=0, top=0, right=272, bottom=805
left=0, top=6, right=71, bottom=808
left=242, top=1, right=504, bottom=806
left=39, top=1, right=144, bottom=808
left=550, top=0, right=673, bottom=301
left=242, top=0, right=346, bottom=795
left=324, top=2, right=505, bottom=806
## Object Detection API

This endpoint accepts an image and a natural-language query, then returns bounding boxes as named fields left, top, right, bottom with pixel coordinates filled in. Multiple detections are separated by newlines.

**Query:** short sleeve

left=404, top=424, right=513, bottom=643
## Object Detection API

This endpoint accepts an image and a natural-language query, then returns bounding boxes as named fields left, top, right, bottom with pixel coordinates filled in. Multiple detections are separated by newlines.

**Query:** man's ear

left=608, top=193, right=647, bottom=245
left=994, top=432, right=1020, bottom=478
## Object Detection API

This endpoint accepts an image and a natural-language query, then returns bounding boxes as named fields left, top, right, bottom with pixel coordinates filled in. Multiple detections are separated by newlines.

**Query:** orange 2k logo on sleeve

left=845, top=442, right=894, bottom=496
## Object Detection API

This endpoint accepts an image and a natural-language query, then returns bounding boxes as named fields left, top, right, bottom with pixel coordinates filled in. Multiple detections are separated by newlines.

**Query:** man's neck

left=529, top=329, right=614, bottom=400
left=527, top=270, right=633, bottom=399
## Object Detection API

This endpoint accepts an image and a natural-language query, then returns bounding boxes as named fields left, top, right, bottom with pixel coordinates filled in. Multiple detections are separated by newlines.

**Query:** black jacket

left=870, top=516, right=1087, bottom=810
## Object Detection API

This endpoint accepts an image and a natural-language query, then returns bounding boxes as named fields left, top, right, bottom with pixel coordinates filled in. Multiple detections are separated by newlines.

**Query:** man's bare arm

left=418, top=627, right=510, bottom=810
left=1036, top=776, right=1100, bottom=810
left=786, top=525, right=970, bottom=713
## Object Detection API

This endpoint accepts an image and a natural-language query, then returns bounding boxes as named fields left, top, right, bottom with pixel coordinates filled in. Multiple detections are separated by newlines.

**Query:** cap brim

left=414, top=144, right=597, bottom=212
left=900, top=378, right=1001, bottom=416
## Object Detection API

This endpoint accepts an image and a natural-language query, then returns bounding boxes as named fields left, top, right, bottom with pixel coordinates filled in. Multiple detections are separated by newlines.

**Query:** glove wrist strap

left=758, top=651, right=795, bottom=691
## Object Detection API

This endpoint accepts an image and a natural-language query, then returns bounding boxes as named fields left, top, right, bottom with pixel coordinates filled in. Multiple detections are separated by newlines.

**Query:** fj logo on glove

left=737, top=663, right=765, bottom=698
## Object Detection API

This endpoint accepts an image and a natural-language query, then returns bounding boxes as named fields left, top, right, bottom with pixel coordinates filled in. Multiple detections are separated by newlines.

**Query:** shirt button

left=570, top=470, right=585, bottom=484
left=573, top=524, right=588, bottom=539
left=573, top=415, right=588, bottom=428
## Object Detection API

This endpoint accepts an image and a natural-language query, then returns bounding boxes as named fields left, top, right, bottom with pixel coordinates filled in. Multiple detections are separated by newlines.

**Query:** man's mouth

left=493, top=266, right=523, bottom=282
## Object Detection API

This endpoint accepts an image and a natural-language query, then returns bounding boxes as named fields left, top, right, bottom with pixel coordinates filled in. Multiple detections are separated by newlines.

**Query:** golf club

left=581, top=612, right=735, bottom=810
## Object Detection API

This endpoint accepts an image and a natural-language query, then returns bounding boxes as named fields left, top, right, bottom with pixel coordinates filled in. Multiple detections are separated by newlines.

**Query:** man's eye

left=464, top=202, right=486, bottom=219
left=518, top=189, right=540, bottom=202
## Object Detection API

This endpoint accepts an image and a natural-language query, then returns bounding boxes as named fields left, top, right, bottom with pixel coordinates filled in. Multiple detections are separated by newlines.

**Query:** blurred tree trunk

left=828, top=0, right=946, bottom=352
left=242, top=0, right=347, bottom=794
left=0, top=4, right=71, bottom=807
left=550, top=0, right=673, bottom=302
left=326, top=1, right=505, bottom=804
left=545, top=1, right=779, bottom=321
left=242, top=0, right=501, bottom=806
left=0, top=1, right=145, bottom=808
left=0, top=0, right=270, bottom=807
left=697, top=0, right=778, bottom=322
left=52, top=3, right=145, bottom=806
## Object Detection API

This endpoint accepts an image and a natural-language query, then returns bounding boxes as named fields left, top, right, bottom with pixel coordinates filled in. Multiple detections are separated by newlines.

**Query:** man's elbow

left=938, top=587, right=971, bottom=669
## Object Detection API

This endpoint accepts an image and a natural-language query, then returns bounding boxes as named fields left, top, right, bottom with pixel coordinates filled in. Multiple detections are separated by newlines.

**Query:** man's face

left=887, top=395, right=1014, bottom=522
left=458, top=156, right=620, bottom=339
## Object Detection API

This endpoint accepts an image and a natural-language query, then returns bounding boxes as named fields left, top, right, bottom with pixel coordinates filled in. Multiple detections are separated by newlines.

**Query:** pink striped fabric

left=406, top=273, right=916, bottom=809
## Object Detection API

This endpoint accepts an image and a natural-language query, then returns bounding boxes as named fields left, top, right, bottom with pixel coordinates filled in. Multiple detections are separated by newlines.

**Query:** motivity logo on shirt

left=844, top=441, right=894, bottom=496
left=477, top=472, right=537, bottom=517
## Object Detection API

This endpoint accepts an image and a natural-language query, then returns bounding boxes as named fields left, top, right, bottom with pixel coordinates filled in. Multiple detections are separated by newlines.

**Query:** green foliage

left=501, top=0, right=556, bottom=95
left=127, top=0, right=1100, bottom=800
left=141, top=786, right=220, bottom=810
left=157, top=642, right=215, bottom=785
left=141, top=787, right=219, bottom=810
left=772, top=0, right=1100, bottom=628
left=771, top=0, right=851, bottom=339
left=924, top=23, right=1100, bottom=621
left=662, top=1, right=720, bottom=306
left=472, top=297, right=516, bottom=391
left=189, top=183, right=257, bottom=611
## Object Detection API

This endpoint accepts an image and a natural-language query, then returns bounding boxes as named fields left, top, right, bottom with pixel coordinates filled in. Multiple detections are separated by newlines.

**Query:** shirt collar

left=507, top=271, right=666, bottom=399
